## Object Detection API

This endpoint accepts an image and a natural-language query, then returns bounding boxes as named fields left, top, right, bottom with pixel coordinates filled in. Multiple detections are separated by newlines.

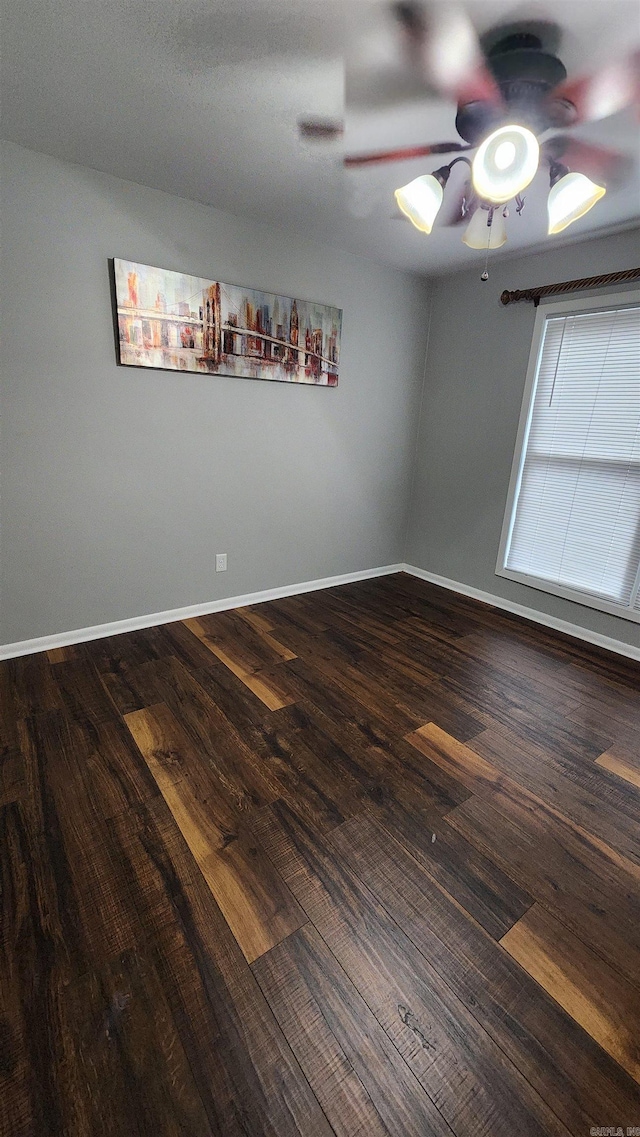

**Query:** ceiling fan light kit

left=462, top=204, right=507, bottom=250
left=547, top=167, right=606, bottom=234
left=394, top=169, right=447, bottom=233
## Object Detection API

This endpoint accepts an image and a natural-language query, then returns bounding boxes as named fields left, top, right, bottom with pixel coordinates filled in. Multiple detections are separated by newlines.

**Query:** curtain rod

left=500, top=266, right=640, bottom=307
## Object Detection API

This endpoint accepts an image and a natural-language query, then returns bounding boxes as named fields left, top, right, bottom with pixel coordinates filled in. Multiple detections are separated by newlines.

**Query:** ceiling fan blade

left=546, top=51, right=640, bottom=125
left=393, top=1, right=503, bottom=106
left=544, top=136, right=632, bottom=185
left=344, top=141, right=470, bottom=168
left=298, top=118, right=344, bottom=140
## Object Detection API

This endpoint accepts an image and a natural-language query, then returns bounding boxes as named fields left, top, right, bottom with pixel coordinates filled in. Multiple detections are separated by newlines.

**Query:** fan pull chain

left=481, top=208, right=493, bottom=281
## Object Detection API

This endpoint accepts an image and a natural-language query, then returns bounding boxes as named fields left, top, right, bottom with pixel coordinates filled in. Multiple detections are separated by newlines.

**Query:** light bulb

left=394, top=174, right=444, bottom=235
left=472, top=125, right=540, bottom=204
left=462, top=207, right=507, bottom=249
left=495, top=141, right=516, bottom=170
left=547, top=171, right=606, bottom=234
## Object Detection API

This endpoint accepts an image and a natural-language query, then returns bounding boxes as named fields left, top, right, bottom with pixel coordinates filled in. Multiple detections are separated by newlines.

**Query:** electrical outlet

left=215, top=553, right=227, bottom=572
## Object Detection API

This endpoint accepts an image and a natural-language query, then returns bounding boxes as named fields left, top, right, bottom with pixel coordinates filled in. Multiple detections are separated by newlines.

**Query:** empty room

left=1, top=0, right=640, bottom=1134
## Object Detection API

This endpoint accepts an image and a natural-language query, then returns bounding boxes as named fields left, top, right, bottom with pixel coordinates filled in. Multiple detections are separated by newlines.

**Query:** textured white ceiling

left=2, top=0, right=639, bottom=274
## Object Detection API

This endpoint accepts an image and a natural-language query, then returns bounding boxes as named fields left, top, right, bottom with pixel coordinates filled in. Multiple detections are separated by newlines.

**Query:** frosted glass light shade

left=547, top=171, right=606, bottom=234
left=472, top=125, right=539, bottom=204
left=462, top=207, right=507, bottom=249
left=394, top=174, right=444, bottom=234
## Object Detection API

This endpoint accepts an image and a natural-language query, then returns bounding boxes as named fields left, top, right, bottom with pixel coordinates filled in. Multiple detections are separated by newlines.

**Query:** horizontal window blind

left=505, top=303, right=640, bottom=613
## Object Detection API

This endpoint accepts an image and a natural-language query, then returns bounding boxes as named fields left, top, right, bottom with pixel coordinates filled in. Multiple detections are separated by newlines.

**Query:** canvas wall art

left=113, top=259, right=341, bottom=386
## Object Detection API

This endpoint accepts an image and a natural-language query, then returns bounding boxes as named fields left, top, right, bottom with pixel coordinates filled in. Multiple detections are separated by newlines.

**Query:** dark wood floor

left=2, top=573, right=640, bottom=1136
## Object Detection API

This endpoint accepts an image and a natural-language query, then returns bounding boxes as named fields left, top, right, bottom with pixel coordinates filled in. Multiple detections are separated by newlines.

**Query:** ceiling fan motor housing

left=455, top=30, right=569, bottom=145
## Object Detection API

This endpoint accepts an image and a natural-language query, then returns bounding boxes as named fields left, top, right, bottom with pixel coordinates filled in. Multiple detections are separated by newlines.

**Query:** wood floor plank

left=253, top=801, right=575, bottom=1137
left=0, top=803, right=36, bottom=1137
left=469, top=726, right=640, bottom=863
left=1, top=787, right=214, bottom=1137
left=219, top=610, right=297, bottom=662
left=125, top=656, right=281, bottom=808
left=453, top=629, right=569, bottom=690
left=239, top=663, right=299, bottom=711
left=148, top=664, right=361, bottom=832
left=78, top=628, right=168, bottom=714
left=46, top=645, right=77, bottom=664
left=557, top=660, right=640, bottom=733
left=261, top=725, right=364, bottom=833
left=285, top=639, right=424, bottom=736
left=93, top=660, right=155, bottom=716
left=190, top=611, right=297, bottom=666
left=292, top=589, right=405, bottom=653
left=396, top=691, right=484, bottom=744
left=596, top=744, right=640, bottom=790
left=408, top=721, right=640, bottom=865
left=153, top=618, right=230, bottom=675
left=406, top=721, right=501, bottom=792
left=433, top=653, right=611, bottom=753
left=347, top=647, right=485, bottom=742
left=0, top=750, right=25, bottom=808
left=31, top=949, right=215, bottom=1137
left=266, top=620, right=364, bottom=671
left=397, top=612, right=468, bottom=645
left=118, top=793, right=334, bottom=1137
left=263, top=593, right=331, bottom=636
left=277, top=696, right=407, bottom=809
left=125, top=704, right=307, bottom=962
left=284, top=655, right=423, bottom=746
left=325, top=602, right=404, bottom=650
left=254, top=925, right=438, bottom=1137
left=120, top=657, right=338, bottom=831
left=343, top=731, right=471, bottom=821
left=372, top=799, right=533, bottom=939
left=82, top=626, right=166, bottom=672
left=235, top=605, right=277, bottom=635
left=188, top=659, right=296, bottom=761
left=52, top=657, right=126, bottom=726
left=0, top=666, right=21, bottom=759
left=183, top=617, right=298, bottom=710
left=500, top=904, right=640, bottom=1084
left=2, top=785, right=329, bottom=1136
left=59, top=715, right=161, bottom=822
left=282, top=696, right=462, bottom=820
left=6, top=654, right=61, bottom=718
left=566, top=700, right=640, bottom=757
left=329, top=812, right=640, bottom=1134
left=349, top=576, right=469, bottom=638
left=448, top=784, right=640, bottom=989
left=386, top=629, right=579, bottom=723
left=16, top=711, right=152, bottom=972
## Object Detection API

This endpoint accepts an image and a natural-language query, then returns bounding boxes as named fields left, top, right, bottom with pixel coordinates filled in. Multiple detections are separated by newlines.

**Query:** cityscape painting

left=113, top=259, right=341, bottom=386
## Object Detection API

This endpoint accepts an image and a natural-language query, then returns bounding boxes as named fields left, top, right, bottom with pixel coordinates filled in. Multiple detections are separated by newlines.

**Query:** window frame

left=496, top=288, right=640, bottom=625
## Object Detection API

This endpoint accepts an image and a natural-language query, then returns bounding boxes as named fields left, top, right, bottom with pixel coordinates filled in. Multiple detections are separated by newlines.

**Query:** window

left=497, top=291, right=640, bottom=623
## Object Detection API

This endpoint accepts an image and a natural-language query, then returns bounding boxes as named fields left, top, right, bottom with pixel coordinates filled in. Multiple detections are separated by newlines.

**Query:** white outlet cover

left=216, top=553, right=227, bottom=572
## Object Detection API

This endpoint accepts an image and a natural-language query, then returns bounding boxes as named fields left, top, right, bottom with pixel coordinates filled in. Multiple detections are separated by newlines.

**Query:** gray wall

left=406, top=226, right=640, bottom=650
left=0, top=141, right=430, bottom=644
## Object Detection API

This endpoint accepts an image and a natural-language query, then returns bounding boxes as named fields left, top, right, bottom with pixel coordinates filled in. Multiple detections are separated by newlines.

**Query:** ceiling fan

left=299, top=3, right=639, bottom=265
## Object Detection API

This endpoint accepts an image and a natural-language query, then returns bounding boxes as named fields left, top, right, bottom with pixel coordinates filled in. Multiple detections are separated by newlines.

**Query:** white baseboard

left=402, top=563, right=640, bottom=663
left=4, top=560, right=638, bottom=664
left=0, top=564, right=404, bottom=661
